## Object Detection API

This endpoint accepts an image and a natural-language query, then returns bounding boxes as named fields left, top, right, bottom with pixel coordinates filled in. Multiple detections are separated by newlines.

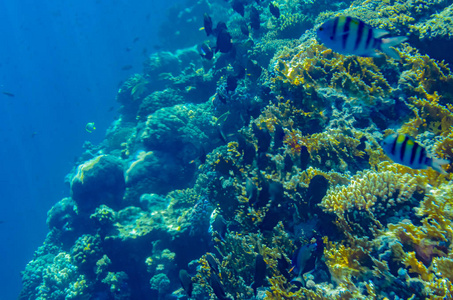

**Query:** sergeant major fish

left=381, top=133, right=450, bottom=174
left=317, top=15, right=408, bottom=59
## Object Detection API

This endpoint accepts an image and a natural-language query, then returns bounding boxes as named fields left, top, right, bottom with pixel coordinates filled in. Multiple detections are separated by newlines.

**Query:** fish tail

left=380, top=36, right=408, bottom=59
left=430, top=157, right=450, bottom=174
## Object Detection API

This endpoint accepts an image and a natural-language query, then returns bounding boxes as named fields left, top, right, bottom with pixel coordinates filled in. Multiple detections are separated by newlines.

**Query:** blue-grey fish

left=317, top=15, right=407, bottom=59
left=291, top=242, right=317, bottom=284
left=178, top=269, right=193, bottom=297
left=381, top=133, right=450, bottom=174
left=251, top=254, right=266, bottom=295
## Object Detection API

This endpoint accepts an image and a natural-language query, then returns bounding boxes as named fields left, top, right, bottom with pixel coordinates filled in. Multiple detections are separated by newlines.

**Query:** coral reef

left=21, top=0, right=453, bottom=299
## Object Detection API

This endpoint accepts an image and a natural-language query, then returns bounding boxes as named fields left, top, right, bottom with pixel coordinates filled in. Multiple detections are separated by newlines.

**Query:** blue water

left=0, top=1, right=179, bottom=297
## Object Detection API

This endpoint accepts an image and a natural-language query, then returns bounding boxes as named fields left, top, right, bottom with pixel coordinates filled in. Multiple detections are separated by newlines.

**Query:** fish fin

left=380, top=36, right=408, bottom=59
left=430, top=157, right=450, bottom=174
left=373, top=28, right=389, bottom=38
left=290, top=276, right=305, bottom=286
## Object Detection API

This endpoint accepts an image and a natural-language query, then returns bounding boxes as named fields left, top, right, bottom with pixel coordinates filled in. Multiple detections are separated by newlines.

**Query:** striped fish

left=381, top=134, right=450, bottom=174
left=317, top=16, right=408, bottom=59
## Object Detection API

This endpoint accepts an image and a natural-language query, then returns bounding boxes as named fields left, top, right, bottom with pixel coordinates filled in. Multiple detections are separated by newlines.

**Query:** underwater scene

left=17, top=0, right=453, bottom=299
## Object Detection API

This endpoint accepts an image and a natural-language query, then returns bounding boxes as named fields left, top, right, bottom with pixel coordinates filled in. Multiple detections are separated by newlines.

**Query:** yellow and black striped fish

left=381, top=133, right=450, bottom=174
left=317, top=16, right=407, bottom=59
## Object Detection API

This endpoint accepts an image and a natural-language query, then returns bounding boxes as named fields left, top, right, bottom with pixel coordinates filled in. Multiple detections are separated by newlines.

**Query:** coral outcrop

left=21, top=0, right=453, bottom=299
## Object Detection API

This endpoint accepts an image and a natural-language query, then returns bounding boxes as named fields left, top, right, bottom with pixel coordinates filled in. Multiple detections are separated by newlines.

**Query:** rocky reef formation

left=20, top=0, right=453, bottom=299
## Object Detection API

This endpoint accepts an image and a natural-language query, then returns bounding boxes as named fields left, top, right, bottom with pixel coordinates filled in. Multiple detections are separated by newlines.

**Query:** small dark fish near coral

left=226, top=75, right=238, bottom=92
left=200, top=42, right=214, bottom=60
left=269, top=3, right=280, bottom=18
left=179, top=269, right=193, bottom=297
left=251, top=254, right=267, bottom=295
left=204, top=13, right=213, bottom=36
left=381, top=133, right=450, bottom=174
left=317, top=15, right=408, bottom=59
left=206, top=252, right=220, bottom=274
left=216, top=27, right=233, bottom=53
left=232, top=0, right=245, bottom=17
left=250, top=7, right=260, bottom=30
left=210, top=272, right=230, bottom=300
left=209, top=211, right=227, bottom=240
left=121, top=65, right=133, bottom=71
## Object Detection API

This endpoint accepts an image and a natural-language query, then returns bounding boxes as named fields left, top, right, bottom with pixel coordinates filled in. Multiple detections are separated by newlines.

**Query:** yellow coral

left=321, top=168, right=417, bottom=215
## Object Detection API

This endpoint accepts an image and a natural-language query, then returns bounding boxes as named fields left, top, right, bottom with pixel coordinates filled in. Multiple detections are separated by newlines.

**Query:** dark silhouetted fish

left=226, top=75, right=238, bottom=92
left=300, top=145, right=309, bottom=170
left=214, top=22, right=227, bottom=35
left=179, top=269, right=193, bottom=297
left=216, top=29, right=233, bottom=53
left=210, top=272, right=229, bottom=300
left=284, top=154, right=293, bottom=173
left=133, top=37, right=140, bottom=43
left=269, top=3, right=280, bottom=18
left=206, top=253, right=220, bottom=274
left=274, top=124, right=285, bottom=149
left=121, top=65, right=133, bottom=70
left=199, top=147, right=207, bottom=164
left=234, top=64, right=246, bottom=79
left=250, top=7, right=260, bottom=30
left=240, top=23, right=250, bottom=36
left=277, top=256, right=290, bottom=279
left=307, top=175, right=329, bottom=210
left=200, top=42, right=214, bottom=60
left=252, top=254, right=266, bottom=295
left=204, top=13, right=213, bottom=36
left=232, top=0, right=245, bottom=16
left=237, top=134, right=256, bottom=165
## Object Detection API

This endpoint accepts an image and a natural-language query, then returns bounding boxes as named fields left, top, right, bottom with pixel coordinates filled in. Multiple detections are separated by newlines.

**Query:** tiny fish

left=381, top=133, right=450, bottom=174
left=2, top=91, right=15, bottom=97
left=85, top=122, right=96, bottom=133
left=200, top=42, right=214, bottom=60
left=121, top=65, right=133, bottom=70
left=317, top=15, right=407, bottom=59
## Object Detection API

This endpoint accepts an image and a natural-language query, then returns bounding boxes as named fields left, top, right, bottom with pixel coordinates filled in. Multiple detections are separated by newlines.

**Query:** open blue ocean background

left=0, top=1, right=179, bottom=297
